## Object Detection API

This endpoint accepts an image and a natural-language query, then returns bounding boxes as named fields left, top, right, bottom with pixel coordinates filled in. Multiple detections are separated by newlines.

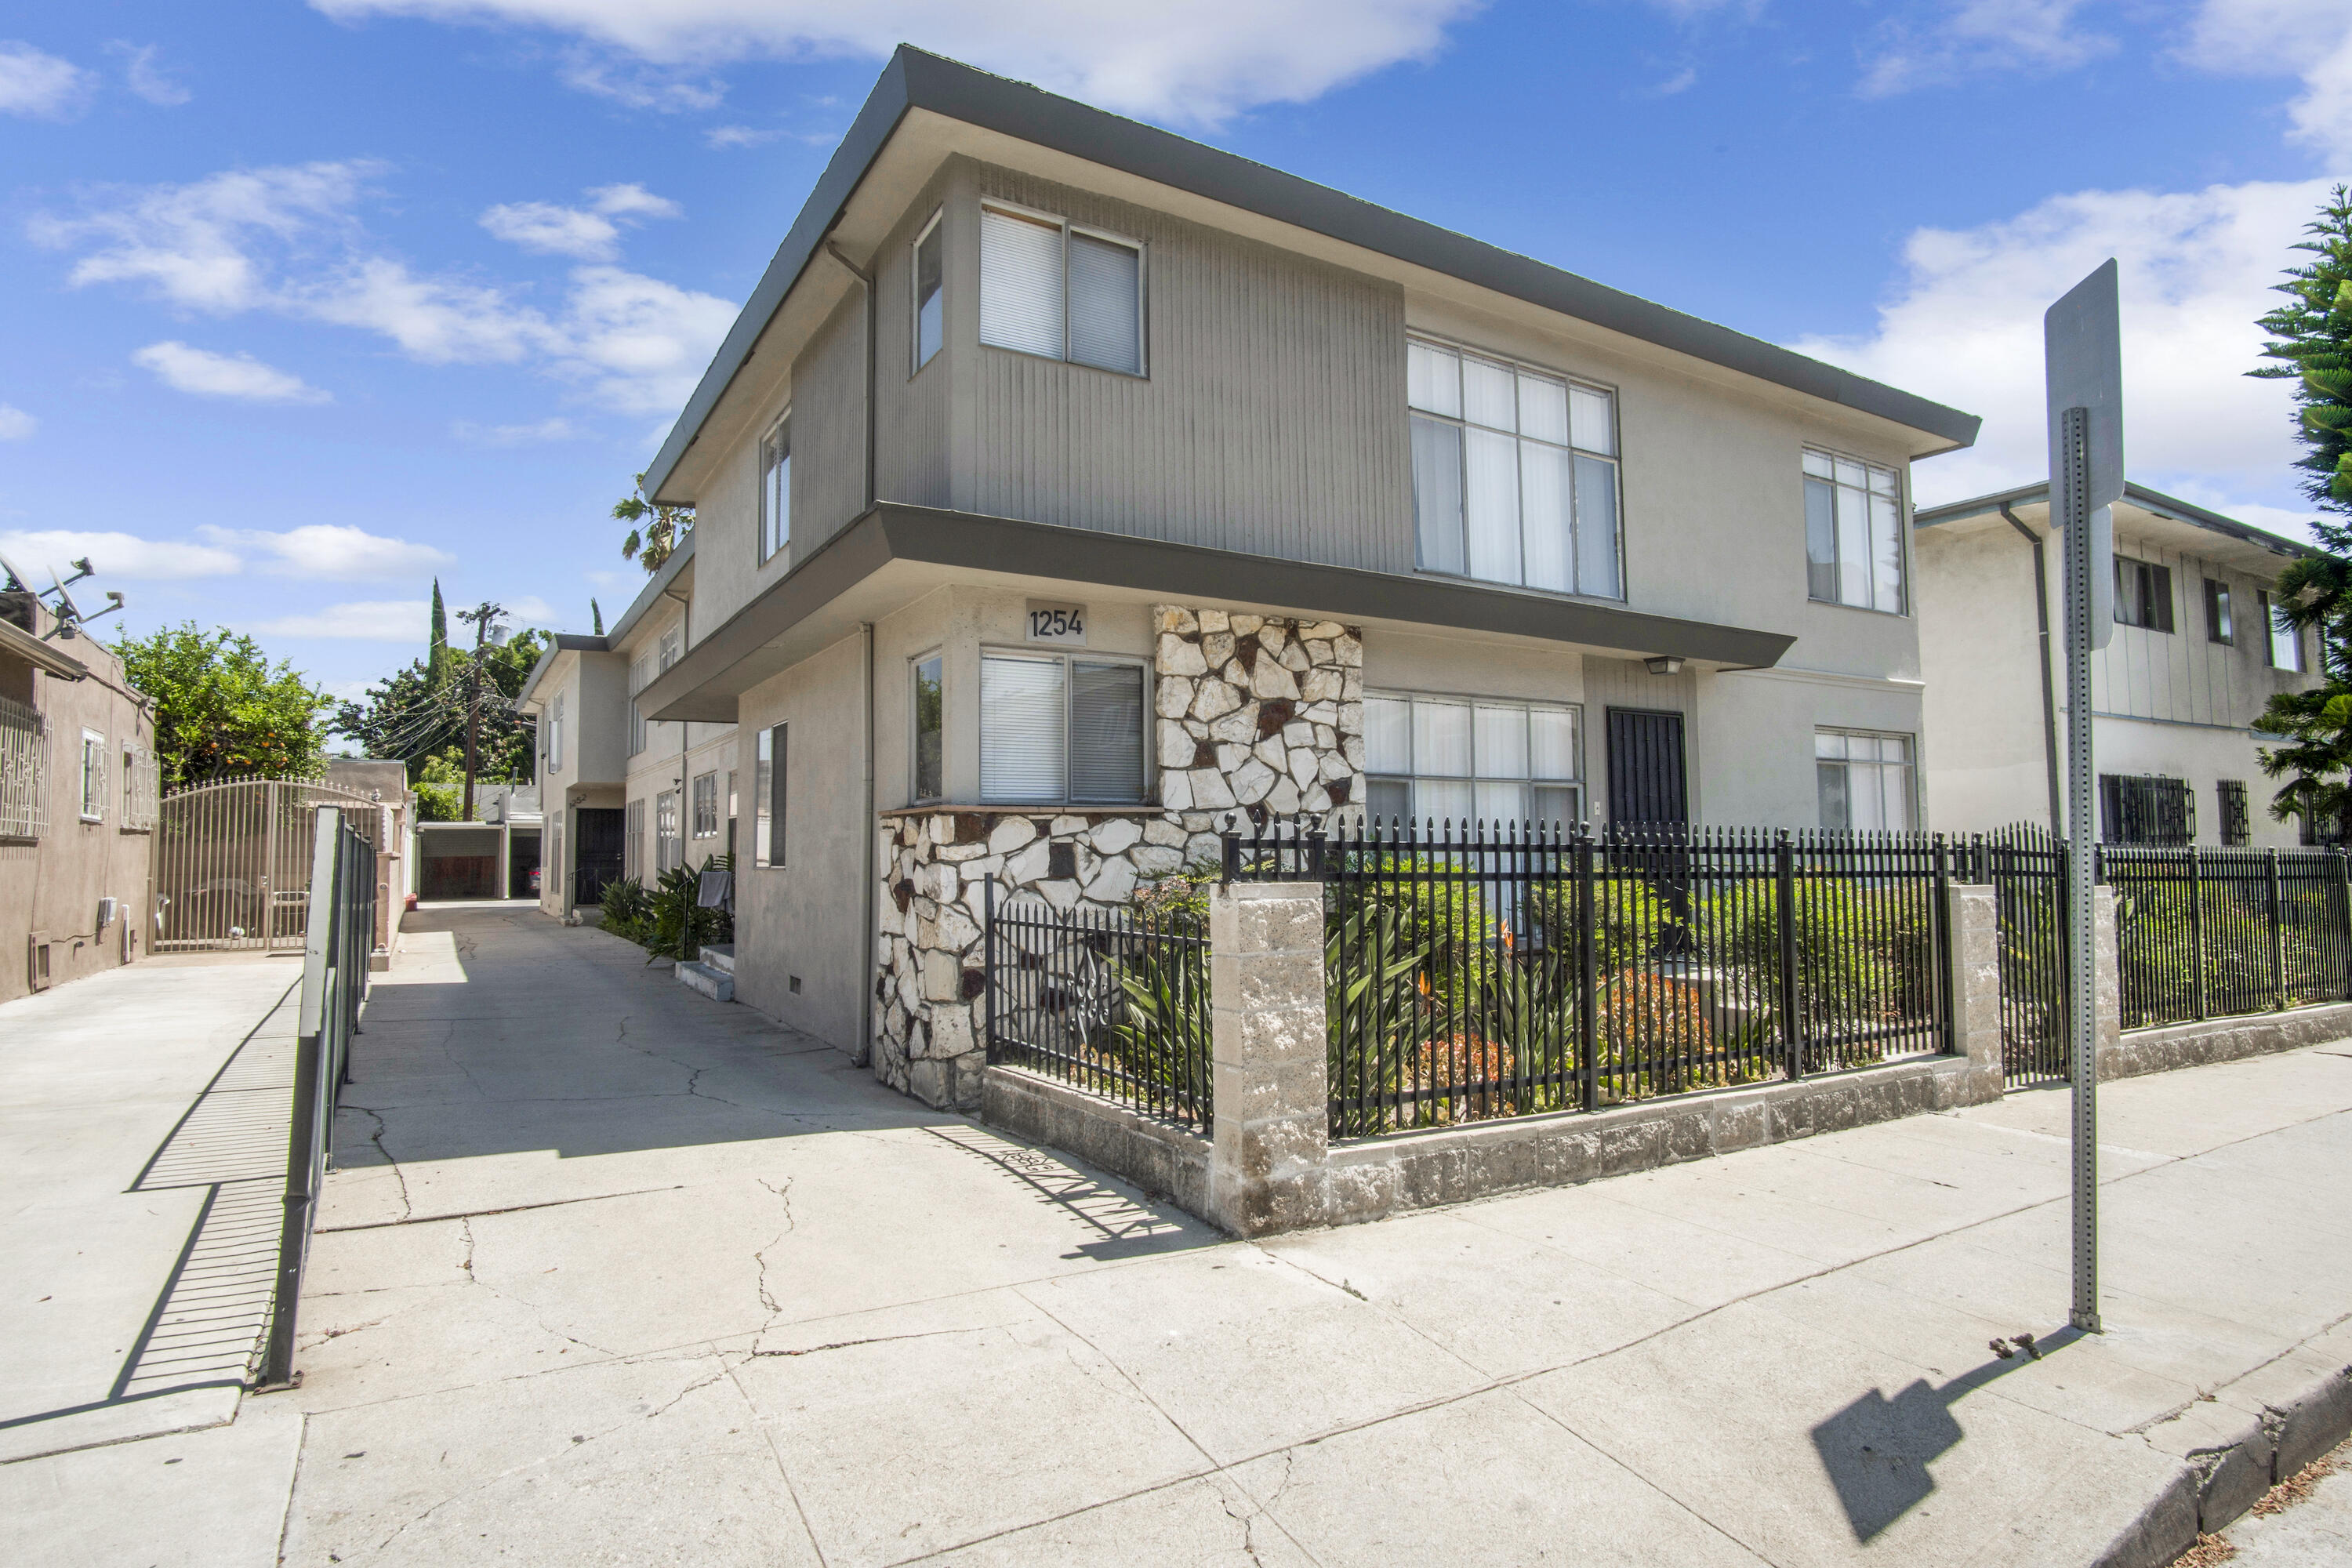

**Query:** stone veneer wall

left=872, top=604, right=1366, bottom=1109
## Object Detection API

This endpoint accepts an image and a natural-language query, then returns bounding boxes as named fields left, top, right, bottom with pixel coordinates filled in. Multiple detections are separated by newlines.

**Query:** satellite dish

left=46, top=567, right=84, bottom=641
left=0, top=548, right=28, bottom=594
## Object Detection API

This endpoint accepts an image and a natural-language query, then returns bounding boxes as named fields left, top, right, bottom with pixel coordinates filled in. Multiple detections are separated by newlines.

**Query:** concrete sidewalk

left=255, top=904, right=2352, bottom=1567
left=0, top=955, right=311, bottom=1568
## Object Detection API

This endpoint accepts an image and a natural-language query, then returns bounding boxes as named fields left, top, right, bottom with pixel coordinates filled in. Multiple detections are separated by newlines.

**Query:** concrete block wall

left=986, top=881, right=2014, bottom=1237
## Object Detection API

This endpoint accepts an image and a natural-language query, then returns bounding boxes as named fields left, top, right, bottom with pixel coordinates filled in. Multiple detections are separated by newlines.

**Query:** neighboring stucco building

left=592, top=47, right=1980, bottom=1106
left=1915, top=481, right=2324, bottom=847
left=517, top=545, right=738, bottom=920
left=0, top=586, right=158, bottom=1002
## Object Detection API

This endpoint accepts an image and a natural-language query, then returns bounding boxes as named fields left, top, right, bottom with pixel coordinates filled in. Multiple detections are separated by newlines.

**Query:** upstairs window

left=1410, top=338, right=1621, bottom=601
left=120, top=740, right=158, bottom=832
left=2114, top=556, right=2174, bottom=633
left=979, top=204, right=1144, bottom=376
left=548, top=693, right=564, bottom=771
left=2205, top=578, right=2234, bottom=644
left=2262, top=590, right=2307, bottom=671
left=760, top=414, right=791, bottom=565
left=1804, top=450, right=1905, bottom=613
left=978, top=652, right=1145, bottom=805
left=912, top=211, right=944, bottom=371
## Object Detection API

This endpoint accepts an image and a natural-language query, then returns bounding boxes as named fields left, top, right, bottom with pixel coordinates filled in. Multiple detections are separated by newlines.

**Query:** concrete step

left=699, top=943, right=735, bottom=977
left=673, top=960, right=734, bottom=1003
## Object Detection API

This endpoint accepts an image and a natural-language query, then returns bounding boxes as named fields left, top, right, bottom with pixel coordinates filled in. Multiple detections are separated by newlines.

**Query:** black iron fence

left=982, top=884, right=1212, bottom=1130
left=1965, top=826, right=2071, bottom=1087
left=2105, top=845, right=2352, bottom=1029
left=1225, top=818, right=1951, bottom=1139
left=258, top=805, right=376, bottom=1390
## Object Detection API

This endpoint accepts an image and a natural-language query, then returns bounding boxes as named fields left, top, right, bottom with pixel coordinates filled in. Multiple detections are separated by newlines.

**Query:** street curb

left=2096, top=1359, right=2352, bottom=1566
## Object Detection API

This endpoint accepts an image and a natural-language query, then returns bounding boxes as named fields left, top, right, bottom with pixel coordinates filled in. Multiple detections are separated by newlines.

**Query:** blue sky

left=2, top=0, right=2346, bottom=699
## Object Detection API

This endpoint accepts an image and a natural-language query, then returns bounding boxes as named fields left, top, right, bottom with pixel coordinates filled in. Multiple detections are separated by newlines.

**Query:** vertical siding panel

left=961, top=162, right=1410, bottom=572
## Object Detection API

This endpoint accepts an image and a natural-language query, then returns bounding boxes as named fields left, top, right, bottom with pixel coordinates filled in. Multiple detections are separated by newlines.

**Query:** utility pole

left=455, top=601, right=506, bottom=822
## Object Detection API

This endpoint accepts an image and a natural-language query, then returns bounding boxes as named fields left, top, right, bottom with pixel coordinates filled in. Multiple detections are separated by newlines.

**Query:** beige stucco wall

left=1917, top=510, right=2322, bottom=842
left=0, top=644, right=155, bottom=1004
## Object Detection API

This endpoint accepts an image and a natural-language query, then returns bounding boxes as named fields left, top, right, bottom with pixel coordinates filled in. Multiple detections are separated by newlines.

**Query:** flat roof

left=1915, top=479, right=2318, bottom=561
left=642, top=46, right=1979, bottom=503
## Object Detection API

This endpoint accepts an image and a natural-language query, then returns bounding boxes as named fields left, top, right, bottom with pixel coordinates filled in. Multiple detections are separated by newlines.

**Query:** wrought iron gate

left=154, top=776, right=383, bottom=952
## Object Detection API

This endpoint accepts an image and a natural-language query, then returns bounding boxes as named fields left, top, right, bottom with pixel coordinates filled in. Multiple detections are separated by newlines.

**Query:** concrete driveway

left=262, top=905, right=2352, bottom=1566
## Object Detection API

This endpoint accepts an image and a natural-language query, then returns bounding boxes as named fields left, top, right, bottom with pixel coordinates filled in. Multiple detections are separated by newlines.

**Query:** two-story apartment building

left=517, top=539, right=740, bottom=920
left=623, top=47, right=1980, bottom=1106
left=1915, top=481, right=2324, bottom=848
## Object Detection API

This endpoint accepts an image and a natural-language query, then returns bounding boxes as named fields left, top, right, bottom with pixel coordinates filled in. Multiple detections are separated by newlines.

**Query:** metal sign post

left=2046, top=260, right=2124, bottom=1334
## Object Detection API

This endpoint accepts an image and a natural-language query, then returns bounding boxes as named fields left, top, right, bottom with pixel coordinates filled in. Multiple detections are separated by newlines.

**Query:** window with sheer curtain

left=979, top=203, right=1144, bottom=376
left=1361, top=693, right=1582, bottom=829
left=1804, top=450, right=1907, bottom=613
left=760, top=414, right=791, bottom=564
left=978, top=652, right=1146, bottom=805
left=1408, top=338, right=1621, bottom=601
left=912, top=209, right=943, bottom=371
left=1816, top=729, right=1915, bottom=830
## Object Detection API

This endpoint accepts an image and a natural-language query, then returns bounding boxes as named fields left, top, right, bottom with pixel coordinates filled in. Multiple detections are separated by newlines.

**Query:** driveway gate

left=154, top=775, right=383, bottom=951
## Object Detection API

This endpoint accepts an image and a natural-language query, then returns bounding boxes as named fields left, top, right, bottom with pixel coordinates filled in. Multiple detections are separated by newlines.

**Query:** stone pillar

left=1944, top=884, right=2004, bottom=1105
left=2093, top=883, right=2123, bottom=1075
left=1206, top=881, right=1328, bottom=1236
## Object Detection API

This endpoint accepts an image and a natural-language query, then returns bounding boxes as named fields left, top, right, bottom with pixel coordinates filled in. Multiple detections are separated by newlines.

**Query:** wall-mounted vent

left=27, top=932, right=52, bottom=993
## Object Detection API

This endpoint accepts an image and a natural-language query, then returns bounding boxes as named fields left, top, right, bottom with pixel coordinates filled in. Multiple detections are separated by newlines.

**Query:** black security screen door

left=1607, top=708, right=1687, bottom=827
left=575, top=808, right=625, bottom=904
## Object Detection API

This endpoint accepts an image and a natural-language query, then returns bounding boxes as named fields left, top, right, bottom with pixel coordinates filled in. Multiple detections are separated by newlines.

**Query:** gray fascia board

left=514, top=633, right=610, bottom=711
left=606, top=534, right=696, bottom=648
left=635, top=503, right=1797, bottom=724
left=642, top=47, right=1978, bottom=502
left=1918, top=478, right=2315, bottom=560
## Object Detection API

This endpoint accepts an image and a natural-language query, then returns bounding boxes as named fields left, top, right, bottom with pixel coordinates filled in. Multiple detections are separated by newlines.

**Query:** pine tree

left=2251, top=186, right=2352, bottom=830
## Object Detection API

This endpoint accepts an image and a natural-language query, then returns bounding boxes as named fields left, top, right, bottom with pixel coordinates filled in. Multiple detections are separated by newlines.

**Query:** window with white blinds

left=978, top=652, right=1149, bottom=805
left=979, top=204, right=1144, bottom=376
left=1362, top=693, right=1582, bottom=828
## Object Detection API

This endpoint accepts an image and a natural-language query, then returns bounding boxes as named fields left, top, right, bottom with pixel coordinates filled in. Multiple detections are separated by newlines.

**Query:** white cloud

left=2184, top=0, right=2352, bottom=151
left=197, top=523, right=452, bottom=579
left=479, top=182, right=680, bottom=260
left=132, top=340, right=331, bottom=404
left=703, top=123, right=782, bottom=149
left=307, top=0, right=1482, bottom=126
left=0, top=528, right=241, bottom=580
left=1860, top=0, right=2111, bottom=97
left=557, top=51, right=725, bottom=111
left=452, top=416, right=582, bottom=444
left=554, top=264, right=738, bottom=413
left=110, top=42, right=191, bottom=106
left=1789, top=178, right=2336, bottom=507
left=32, top=162, right=376, bottom=313
left=0, top=405, right=34, bottom=441
left=506, top=594, right=557, bottom=624
left=37, top=163, right=732, bottom=412
left=2147, top=479, right=2326, bottom=546
left=252, top=599, right=432, bottom=640
left=481, top=200, right=626, bottom=260
left=0, top=41, right=92, bottom=118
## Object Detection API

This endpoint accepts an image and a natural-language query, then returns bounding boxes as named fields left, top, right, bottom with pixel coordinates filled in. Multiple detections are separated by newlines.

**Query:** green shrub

left=594, top=860, right=733, bottom=961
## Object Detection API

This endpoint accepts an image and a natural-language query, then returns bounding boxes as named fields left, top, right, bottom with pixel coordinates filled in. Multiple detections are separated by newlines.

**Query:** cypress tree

left=427, top=578, right=450, bottom=691
left=591, top=597, right=604, bottom=635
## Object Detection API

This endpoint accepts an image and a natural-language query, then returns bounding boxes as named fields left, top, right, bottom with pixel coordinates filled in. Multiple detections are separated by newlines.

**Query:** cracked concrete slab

left=212, top=904, right=2352, bottom=1567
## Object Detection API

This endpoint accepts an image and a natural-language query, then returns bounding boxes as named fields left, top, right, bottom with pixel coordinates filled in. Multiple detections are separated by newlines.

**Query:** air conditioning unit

left=96, top=896, right=119, bottom=929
